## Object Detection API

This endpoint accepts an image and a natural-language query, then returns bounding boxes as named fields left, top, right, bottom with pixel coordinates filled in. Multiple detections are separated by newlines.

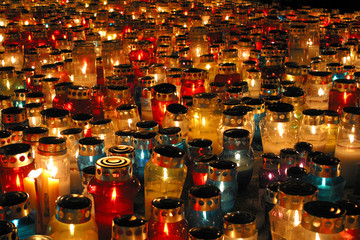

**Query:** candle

left=47, top=169, right=59, bottom=219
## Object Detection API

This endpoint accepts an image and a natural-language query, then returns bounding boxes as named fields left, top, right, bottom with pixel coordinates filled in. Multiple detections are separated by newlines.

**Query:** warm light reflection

left=277, top=123, right=284, bottom=137
left=16, top=175, right=21, bottom=188
left=294, top=210, right=301, bottom=226
left=311, top=126, right=316, bottom=135
left=70, top=224, right=75, bottom=236
left=11, top=56, right=16, bottom=64
left=81, top=62, right=87, bottom=74
left=111, top=187, right=117, bottom=201
left=315, top=233, right=320, bottom=240
left=28, top=169, right=43, bottom=178
left=318, top=88, right=324, bottom=96
left=164, top=223, right=169, bottom=236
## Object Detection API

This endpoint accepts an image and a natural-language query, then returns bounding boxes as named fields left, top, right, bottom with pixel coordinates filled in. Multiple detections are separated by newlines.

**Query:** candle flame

left=277, top=123, right=284, bottom=137
left=311, top=126, right=316, bottom=135
left=10, top=56, right=16, bottom=64
left=28, top=169, right=43, bottom=178
left=350, top=134, right=355, bottom=143
left=315, top=233, right=320, bottom=240
left=24, top=20, right=29, bottom=25
left=251, top=79, right=255, bottom=87
left=0, top=34, right=3, bottom=42
left=81, top=62, right=87, bottom=74
left=115, top=60, right=119, bottom=66
left=164, top=168, right=168, bottom=180
left=318, top=88, right=325, bottom=96
left=205, top=64, right=211, bottom=70
left=16, top=175, right=21, bottom=187
left=202, top=117, right=206, bottom=126
left=164, top=223, right=169, bottom=235
left=47, top=158, right=58, bottom=178
left=294, top=210, right=301, bottom=226
left=111, top=187, right=117, bottom=201
left=69, top=224, right=75, bottom=236
left=6, top=80, right=10, bottom=90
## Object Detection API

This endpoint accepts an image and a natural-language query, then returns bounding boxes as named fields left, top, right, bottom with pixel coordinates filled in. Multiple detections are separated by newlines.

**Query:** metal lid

left=336, top=200, right=360, bottom=230
left=112, top=214, right=147, bottom=240
left=41, top=108, right=71, bottom=128
left=105, top=75, right=127, bottom=87
left=90, top=119, right=113, bottom=136
left=24, top=235, right=53, bottom=240
left=208, top=160, right=237, bottom=182
left=108, top=145, right=135, bottom=159
left=182, top=68, right=206, bottom=80
left=95, top=156, right=133, bottom=182
left=72, top=113, right=93, bottom=129
left=267, top=103, right=294, bottom=122
left=26, top=92, right=46, bottom=105
left=151, top=145, right=186, bottom=168
left=107, top=85, right=131, bottom=99
left=115, top=130, right=134, bottom=146
left=157, top=127, right=182, bottom=145
left=340, top=107, right=360, bottom=124
left=332, top=79, right=357, bottom=92
left=0, top=131, right=11, bottom=147
left=13, top=89, right=29, bottom=102
left=82, top=166, right=95, bottom=187
left=116, top=104, right=139, bottom=119
left=67, top=85, right=91, bottom=100
left=223, top=99, right=242, bottom=110
left=0, top=143, right=33, bottom=168
left=280, top=148, right=299, bottom=166
left=222, top=108, right=249, bottom=127
left=25, top=103, right=44, bottom=117
left=79, top=137, right=105, bottom=157
left=301, top=201, right=345, bottom=234
left=302, top=109, right=325, bottom=125
left=260, top=84, right=279, bottom=97
left=189, top=227, right=223, bottom=240
left=0, top=191, right=31, bottom=220
left=23, top=127, right=49, bottom=143
left=38, top=137, right=66, bottom=155
left=55, top=82, right=73, bottom=95
left=218, top=62, right=237, bottom=75
left=153, top=83, right=176, bottom=101
left=150, top=197, right=184, bottom=223
left=224, top=211, right=257, bottom=238
left=188, top=139, right=212, bottom=155
left=223, top=129, right=250, bottom=149
left=189, top=185, right=221, bottom=212
left=55, top=194, right=92, bottom=224
left=243, top=98, right=265, bottom=114
left=135, top=120, right=158, bottom=133
left=29, top=74, right=45, bottom=86
left=133, top=131, right=156, bottom=150
left=311, top=155, right=340, bottom=178
left=166, top=103, right=187, bottom=117
left=0, top=220, right=17, bottom=238
left=287, top=167, right=307, bottom=180
left=2, top=107, right=27, bottom=124
left=327, top=62, right=344, bottom=74
left=192, top=93, right=218, bottom=108
left=324, top=110, right=339, bottom=124
left=138, top=76, right=155, bottom=88
left=0, top=95, right=12, bottom=110
left=278, top=181, right=318, bottom=210
left=262, top=153, right=280, bottom=170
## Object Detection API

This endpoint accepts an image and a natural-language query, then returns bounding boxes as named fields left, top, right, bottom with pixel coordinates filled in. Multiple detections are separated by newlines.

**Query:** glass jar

left=63, top=86, right=93, bottom=116
left=77, top=137, right=106, bottom=176
left=279, top=148, right=300, bottom=181
left=260, top=103, right=299, bottom=155
left=148, top=197, right=188, bottom=240
left=144, top=145, right=187, bottom=219
left=112, top=214, right=147, bottom=240
left=206, top=160, right=237, bottom=213
left=23, top=126, right=49, bottom=157
left=25, top=103, right=44, bottom=127
left=90, top=119, right=115, bottom=151
left=186, top=185, right=223, bottom=229
left=188, top=93, right=221, bottom=154
left=71, top=114, right=93, bottom=138
left=181, top=68, right=206, bottom=98
left=291, top=201, right=346, bottom=240
left=12, top=89, right=29, bottom=108
left=324, top=110, right=340, bottom=156
left=88, top=157, right=141, bottom=240
left=156, top=127, right=188, bottom=153
left=223, top=211, right=258, bottom=240
left=304, top=71, right=332, bottom=110
left=0, top=220, right=18, bottom=239
left=298, top=109, right=328, bottom=152
left=258, top=153, right=280, bottom=188
left=336, top=200, right=360, bottom=240
left=289, top=25, right=308, bottom=65
left=72, top=41, right=97, bottom=87
left=46, top=194, right=98, bottom=240
left=115, top=104, right=140, bottom=131
left=37, top=137, right=70, bottom=196
left=3, top=45, right=23, bottom=71
left=113, top=64, right=137, bottom=95
left=162, top=104, right=189, bottom=140
left=40, top=108, right=71, bottom=137
left=189, top=227, right=223, bottom=240
left=294, top=142, right=313, bottom=169
left=0, top=143, right=34, bottom=193
left=0, top=191, right=36, bottom=239
left=269, top=181, right=318, bottom=240
left=53, top=82, right=73, bottom=109
left=214, top=63, right=241, bottom=87
left=193, top=154, right=217, bottom=187
left=0, top=95, right=12, bottom=122
left=102, top=40, right=125, bottom=77
left=219, top=129, right=254, bottom=191
left=28, top=74, right=44, bottom=93
left=151, top=83, right=178, bottom=125
left=198, top=54, right=216, bottom=85
left=115, top=130, right=134, bottom=146
left=305, top=155, right=345, bottom=202
left=1, top=107, right=29, bottom=131
left=281, top=87, right=308, bottom=120
left=329, top=79, right=359, bottom=114
left=135, top=76, right=155, bottom=120
left=136, top=121, right=159, bottom=133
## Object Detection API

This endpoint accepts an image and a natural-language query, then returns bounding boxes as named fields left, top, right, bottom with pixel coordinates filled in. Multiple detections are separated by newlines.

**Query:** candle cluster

left=0, top=0, right=360, bottom=239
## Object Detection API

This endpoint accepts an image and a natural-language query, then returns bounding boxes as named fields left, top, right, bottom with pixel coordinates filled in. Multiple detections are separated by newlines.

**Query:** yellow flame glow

left=70, top=224, right=75, bottom=236
left=111, top=187, right=117, bottom=201
left=28, top=169, right=43, bottom=178
left=10, top=56, right=16, bottom=64
left=294, top=210, right=301, bottom=226
left=81, top=62, right=87, bottom=74
left=318, top=88, right=325, bottom=96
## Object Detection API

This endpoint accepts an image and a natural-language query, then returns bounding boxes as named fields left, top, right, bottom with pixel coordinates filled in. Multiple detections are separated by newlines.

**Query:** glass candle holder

left=64, top=86, right=93, bottom=116
left=77, top=137, right=106, bottom=176
left=327, top=63, right=345, bottom=81
left=25, top=103, right=44, bottom=128
left=193, top=154, right=217, bottom=187
left=305, top=155, right=345, bottom=202
left=46, top=194, right=98, bottom=240
left=115, top=130, right=134, bottom=146
left=53, top=82, right=73, bottom=109
left=336, top=200, right=360, bottom=240
left=72, top=41, right=97, bottom=87
left=144, top=145, right=187, bottom=219
left=334, top=107, right=360, bottom=186
left=136, top=120, right=159, bottom=133
left=115, top=104, right=140, bottom=131
left=289, top=25, right=309, bottom=65
left=148, top=197, right=189, bottom=240
left=188, top=93, right=221, bottom=154
left=71, top=114, right=93, bottom=138
left=188, top=138, right=213, bottom=170
left=214, top=63, right=241, bottom=87
left=186, top=185, right=223, bottom=229
left=210, top=82, right=226, bottom=101
left=329, top=79, right=359, bottom=114
left=8, top=125, right=29, bottom=144
left=162, top=103, right=189, bottom=139
left=0, top=191, right=36, bottom=239
left=189, top=227, right=223, bottom=240
left=87, top=157, right=141, bottom=240
left=294, top=141, right=313, bottom=169
left=269, top=181, right=318, bottom=240
left=260, top=102, right=299, bottom=155
left=206, top=160, right=237, bottom=213
left=259, top=84, right=280, bottom=99
left=324, top=110, right=340, bottom=156
left=283, top=62, right=302, bottom=87
left=259, top=153, right=280, bottom=188
left=281, top=87, right=308, bottom=120
left=219, top=129, right=254, bottom=191
left=223, top=211, right=258, bottom=240
left=1, top=107, right=29, bottom=130
left=113, top=64, right=137, bottom=95
left=156, top=127, right=188, bottom=153
left=0, top=95, right=12, bottom=121
left=90, top=119, right=115, bottom=151
left=112, top=214, right=147, bottom=240
left=28, top=74, right=44, bottom=93
left=40, top=108, right=71, bottom=137
left=151, top=83, right=177, bottom=125
left=37, top=137, right=70, bottom=196
left=279, top=148, right=300, bottom=181
left=136, top=76, right=155, bottom=120
left=108, top=145, right=135, bottom=166
left=0, top=220, right=18, bottom=239
left=291, top=201, right=346, bottom=240
left=0, top=143, right=34, bottom=193
left=298, top=109, right=328, bottom=152
left=181, top=68, right=206, bottom=98
left=102, top=40, right=125, bottom=77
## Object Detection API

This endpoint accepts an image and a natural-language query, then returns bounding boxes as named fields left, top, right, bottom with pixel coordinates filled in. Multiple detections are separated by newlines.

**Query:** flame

left=16, top=175, right=21, bottom=187
left=24, top=20, right=29, bottom=25
left=11, top=56, right=16, bottom=64
left=6, top=80, right=10, bottom=90
left=0, top=34, right=3, bottom=42
left=350, top=134, right=355, bottom=143
left=115, top=60, right=119, bottom=66
left=28, top=35, right=32, bottom=41
left=311, top=126, right=316, bottom=135
left=28, top=169, right=43, bottom=178
left=205, top=64, right=211, bottom=70
left=202, top=117, right=206, bottom=126
left=81, top=62, right=87, bottom=74
left=318, top=88, right=325, bottom=96
left=251, top=79, right=255, bottom=87
left=111, top=187, right=117, bottom=201
left=69, top=224, right=75, bottom=236
left=196, top=48, right=201, bottom=57
left=294, top=210, right=301, bottom=226
left=48, top=157, right=58, bottom=178
left=315, top=233, right=320, bottom=240
left=343, top=92, right=350, bottom=103
left=164, top=223, right=169, bottom=235
left=277, top=123, right=284, bottom=137
left=164, top=168, right=168, bottom=180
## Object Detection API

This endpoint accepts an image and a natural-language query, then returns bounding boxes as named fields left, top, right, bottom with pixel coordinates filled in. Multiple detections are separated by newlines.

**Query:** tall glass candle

left=72, top=41, right=97, bottom=87
left=151, top=83, right=177, bottom=125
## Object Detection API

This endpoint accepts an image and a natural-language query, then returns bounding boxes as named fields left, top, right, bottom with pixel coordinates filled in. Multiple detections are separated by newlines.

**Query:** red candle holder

left=181, top=68, right=206, bottom=98
left=329, top=79, right=359, bottom=114
left=151, top=83, right=178, bottom=125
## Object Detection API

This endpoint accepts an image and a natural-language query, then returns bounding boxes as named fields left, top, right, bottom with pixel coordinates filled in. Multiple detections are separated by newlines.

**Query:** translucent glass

left=298, top=124, right=329, bottom=152
left=186, top=206, right=223, bottom=229
left=304, top=82, right=331, bottom=110
left=304, top=174, right=345, bottom=202
left=291, top=224, right=345, bottom=240
left=269, top=204, right=302, bottom=240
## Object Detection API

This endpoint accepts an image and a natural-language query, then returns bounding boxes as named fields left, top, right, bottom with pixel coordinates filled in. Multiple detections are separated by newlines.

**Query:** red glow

left=16, top=175, right=21, bottom=188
